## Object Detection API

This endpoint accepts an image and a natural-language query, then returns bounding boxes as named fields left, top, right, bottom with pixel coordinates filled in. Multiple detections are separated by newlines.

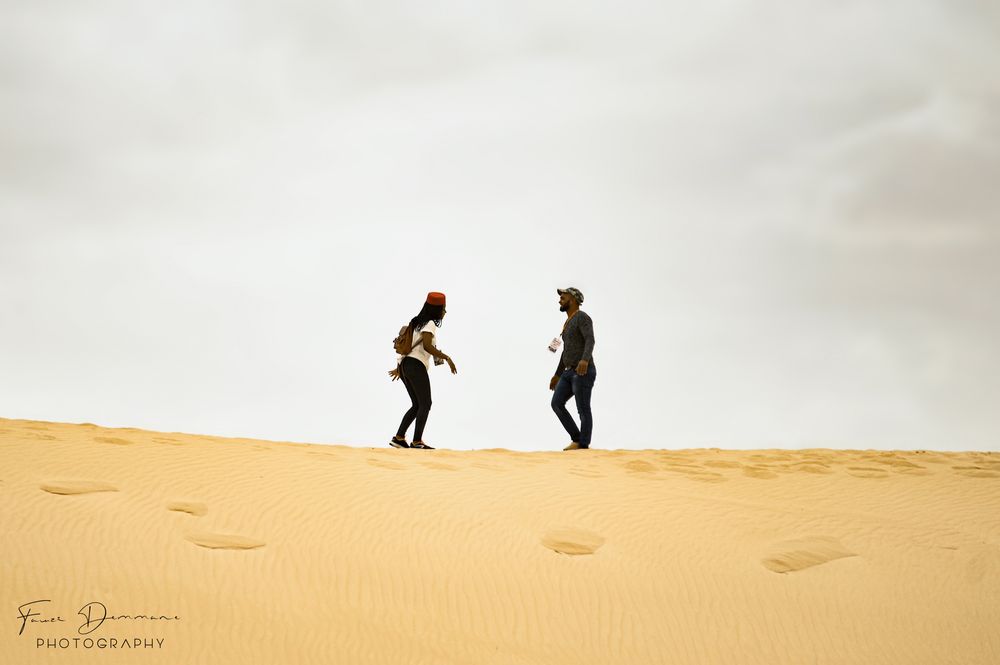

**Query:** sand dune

left=2, top=417, right=999, bottom=664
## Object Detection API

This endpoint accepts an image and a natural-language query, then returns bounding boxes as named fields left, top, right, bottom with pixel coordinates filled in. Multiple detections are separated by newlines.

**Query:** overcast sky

left=2, top=0, right=998, bottom=451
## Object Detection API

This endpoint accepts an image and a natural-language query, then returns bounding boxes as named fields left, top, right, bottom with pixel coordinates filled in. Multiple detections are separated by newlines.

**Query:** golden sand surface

left=2, top=417, right=999, bottom=664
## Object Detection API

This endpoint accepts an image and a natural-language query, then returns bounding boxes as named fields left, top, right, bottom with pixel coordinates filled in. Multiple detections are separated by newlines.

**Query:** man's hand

left=549, top=375, right=560, bottom=391
left=575, top=360, right=589, bottom=376
left=388, top=368, right=401, bottom=381
left=445, top=356, right=458, bottom=375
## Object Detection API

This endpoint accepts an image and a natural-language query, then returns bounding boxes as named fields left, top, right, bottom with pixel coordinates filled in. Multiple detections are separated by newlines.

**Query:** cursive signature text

left=17, top=600, right=180, bottom=636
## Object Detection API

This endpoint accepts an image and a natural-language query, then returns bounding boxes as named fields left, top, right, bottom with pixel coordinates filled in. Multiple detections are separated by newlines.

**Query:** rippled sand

left=2, top=417, right=999, bottom=664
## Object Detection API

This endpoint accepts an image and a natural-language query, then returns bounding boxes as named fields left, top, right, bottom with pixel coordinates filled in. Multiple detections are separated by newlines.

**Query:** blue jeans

left=551, top=364, right=596, bottom=447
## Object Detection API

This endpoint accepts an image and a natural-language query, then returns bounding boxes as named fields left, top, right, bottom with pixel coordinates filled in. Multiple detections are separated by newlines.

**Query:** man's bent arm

left=580, top=316, right=595, bottom=362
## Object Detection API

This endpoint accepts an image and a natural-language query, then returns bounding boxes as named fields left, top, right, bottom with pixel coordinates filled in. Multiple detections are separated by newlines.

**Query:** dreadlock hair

left=410, top=302, right=445, bottom=332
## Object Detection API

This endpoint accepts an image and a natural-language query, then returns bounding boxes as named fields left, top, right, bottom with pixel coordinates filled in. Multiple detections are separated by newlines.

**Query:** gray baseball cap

left=557, top=287, right=584, bottom=304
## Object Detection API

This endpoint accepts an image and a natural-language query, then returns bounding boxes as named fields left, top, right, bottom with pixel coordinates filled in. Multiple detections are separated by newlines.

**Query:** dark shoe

left=389, top=437, right=409, bottom=449
left=563, top=442, right=590, bottom=450
left=411, top=441, right=435, bottom=449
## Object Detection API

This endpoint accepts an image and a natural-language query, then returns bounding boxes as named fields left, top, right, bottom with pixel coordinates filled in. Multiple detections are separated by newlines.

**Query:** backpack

left=393, top=323, right=414, bottom=355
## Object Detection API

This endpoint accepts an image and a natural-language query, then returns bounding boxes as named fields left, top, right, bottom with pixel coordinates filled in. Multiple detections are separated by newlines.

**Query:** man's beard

left=559, top=303, right=568, bottom=312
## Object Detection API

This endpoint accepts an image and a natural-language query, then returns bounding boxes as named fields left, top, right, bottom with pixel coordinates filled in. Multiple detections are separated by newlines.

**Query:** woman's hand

left=445, top=356, right=458, bottom=375
left=388, top=367, right=401, bottom=381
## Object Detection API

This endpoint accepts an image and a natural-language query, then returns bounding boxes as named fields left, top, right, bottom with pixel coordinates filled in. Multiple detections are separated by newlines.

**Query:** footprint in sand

left=624, top=460, right=657, bottom=473
left=687, top=473, right=727, bottom=484
left=761, top=536, right=857, bottom=573
left=541, top=528, right=605, bottom=556
left=23, top=432, right=57, bottom=440
left=889, top=467, right=931, bottom=477
left=657, top=456, right=691, bottom=466
left=662, top=465, right=727, bottom=483
left=846, top=466, right=889, bottom=479
left=41, top=480, right=119, bottom=495
left=94, top=436, right=134, bottom=446
left=167, top=501, right=208, bottom=516
left=742, top=466, right=779, bottom=480
left=861, top=456, right=928, bottom=474
left=788, top=462, right=834, bottom=475
left=749, top=453, right=795, bottom=464
left=912, top=451, right=951, bottom=464
left=704, top=460, right=742, bottom=469
left=658, top=462, right=695, bottom=473
left=185, top=532, right=265, bottom=550
left=153, top=437, right=184, bottom=446
left=953, top=466, right=1000, bottom=478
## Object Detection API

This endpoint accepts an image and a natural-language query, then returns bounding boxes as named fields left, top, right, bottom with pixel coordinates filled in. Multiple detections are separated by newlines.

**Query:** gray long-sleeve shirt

left=554, top=310, right=595, bottom=376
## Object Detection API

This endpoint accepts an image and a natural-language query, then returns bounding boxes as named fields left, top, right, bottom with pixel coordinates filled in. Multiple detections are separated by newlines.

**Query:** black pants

left=396, top=357, right=432, bottom=442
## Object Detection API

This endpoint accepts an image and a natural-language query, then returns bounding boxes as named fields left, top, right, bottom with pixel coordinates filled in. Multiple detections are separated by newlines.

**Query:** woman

left=388, top=291, right=457, bottom=449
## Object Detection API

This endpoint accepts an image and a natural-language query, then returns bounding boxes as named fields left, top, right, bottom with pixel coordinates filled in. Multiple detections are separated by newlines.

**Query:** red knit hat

left=426, top=292, right=446, bottom=306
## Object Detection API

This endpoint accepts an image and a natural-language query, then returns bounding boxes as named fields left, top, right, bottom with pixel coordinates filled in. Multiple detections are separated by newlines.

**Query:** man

left=549, top=287, right=596, bottom=450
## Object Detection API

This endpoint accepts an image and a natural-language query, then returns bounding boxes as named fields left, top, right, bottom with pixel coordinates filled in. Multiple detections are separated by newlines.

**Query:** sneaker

left=411, top=441, right=435, bottom=449
left=389, top=437, right=409, bottom=449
